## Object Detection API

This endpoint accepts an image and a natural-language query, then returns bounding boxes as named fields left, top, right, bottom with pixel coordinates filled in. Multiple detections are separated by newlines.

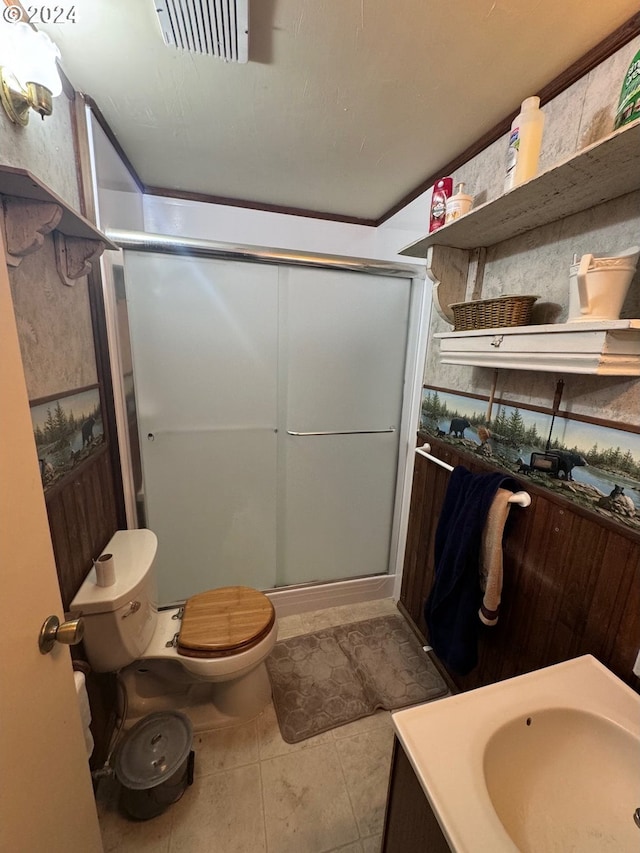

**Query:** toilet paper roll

left=94, top=553, right=115, bottom=587
left=74, top=671, right=94, bottom=759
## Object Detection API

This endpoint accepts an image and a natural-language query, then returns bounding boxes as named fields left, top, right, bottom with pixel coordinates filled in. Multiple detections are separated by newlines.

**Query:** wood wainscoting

left=45, top=445, right=120, bottom=771
left=46, top=446, right=119, bottom=611
left=400, top=435, right=640, bottom=693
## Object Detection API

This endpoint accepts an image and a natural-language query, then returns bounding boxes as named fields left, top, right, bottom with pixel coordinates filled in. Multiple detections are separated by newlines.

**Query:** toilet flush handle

left=121, top=600, right=141, bottom=618
left=38, top=615, right=84, bottom=654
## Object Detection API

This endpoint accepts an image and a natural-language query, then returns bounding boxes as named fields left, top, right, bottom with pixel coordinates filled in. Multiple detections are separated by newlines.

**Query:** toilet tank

left=69, top=529, right=159, bottom=672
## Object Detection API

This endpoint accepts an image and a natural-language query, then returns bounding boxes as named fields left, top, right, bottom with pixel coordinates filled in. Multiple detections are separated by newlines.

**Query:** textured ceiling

left=41, top=0, right=639, bottom=221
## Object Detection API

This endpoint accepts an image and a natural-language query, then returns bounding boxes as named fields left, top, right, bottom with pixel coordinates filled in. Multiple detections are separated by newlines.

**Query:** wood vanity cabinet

left=382, top=736, right=451, bottom=853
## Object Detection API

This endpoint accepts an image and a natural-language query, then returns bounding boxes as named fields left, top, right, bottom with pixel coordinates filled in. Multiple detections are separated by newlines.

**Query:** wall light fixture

left=0, top=21, right=62, bottom=126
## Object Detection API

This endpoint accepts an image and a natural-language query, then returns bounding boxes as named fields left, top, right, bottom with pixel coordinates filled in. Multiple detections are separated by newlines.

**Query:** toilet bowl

left=69, top=530, right=278, bottom=731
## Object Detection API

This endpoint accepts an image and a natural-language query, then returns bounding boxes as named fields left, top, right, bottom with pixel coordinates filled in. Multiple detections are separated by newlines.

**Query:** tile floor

left=97, top=598, right=404, bottom=853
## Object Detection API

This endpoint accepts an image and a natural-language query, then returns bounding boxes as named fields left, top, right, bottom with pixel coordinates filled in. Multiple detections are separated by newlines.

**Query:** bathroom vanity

left=381, top=736, right=451, bottom=852
left=381, top=656, right=640, bottom=853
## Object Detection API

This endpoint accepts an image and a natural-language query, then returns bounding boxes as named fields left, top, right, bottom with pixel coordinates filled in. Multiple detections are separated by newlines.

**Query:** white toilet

left=69, top=529, right=278, bottom=731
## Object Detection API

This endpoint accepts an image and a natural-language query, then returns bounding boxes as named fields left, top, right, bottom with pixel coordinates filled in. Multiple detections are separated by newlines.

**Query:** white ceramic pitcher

left=568, top=245, right=639, bottom=322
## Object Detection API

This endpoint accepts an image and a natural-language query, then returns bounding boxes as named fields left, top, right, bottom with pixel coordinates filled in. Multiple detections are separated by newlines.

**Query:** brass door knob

left=39, top=615, right=84, bottom=654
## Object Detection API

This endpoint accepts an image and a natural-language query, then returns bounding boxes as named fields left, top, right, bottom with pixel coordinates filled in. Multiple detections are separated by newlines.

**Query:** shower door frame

left=104, top=229, right=429, bottom=609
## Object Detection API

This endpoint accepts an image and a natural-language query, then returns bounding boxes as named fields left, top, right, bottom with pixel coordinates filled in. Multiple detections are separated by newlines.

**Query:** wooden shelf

left=0, top=164, right=116, bottom=247
left=434, top=319, right=640, bottom=375
left=403, top=119, right=640, bottom=377
left=400, top=120, right=640, bottom=257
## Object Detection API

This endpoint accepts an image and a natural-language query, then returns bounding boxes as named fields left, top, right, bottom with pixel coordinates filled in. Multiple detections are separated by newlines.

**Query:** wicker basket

left=450, top=295, right=538, bottom=331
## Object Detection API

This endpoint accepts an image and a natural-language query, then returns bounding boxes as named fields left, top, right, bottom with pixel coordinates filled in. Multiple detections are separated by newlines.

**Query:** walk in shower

left=108, top=232, right=426, bottom=605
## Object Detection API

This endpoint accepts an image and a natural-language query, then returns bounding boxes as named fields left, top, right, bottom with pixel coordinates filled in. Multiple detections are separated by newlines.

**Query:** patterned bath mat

left=266, top=614, right=448, bottom=743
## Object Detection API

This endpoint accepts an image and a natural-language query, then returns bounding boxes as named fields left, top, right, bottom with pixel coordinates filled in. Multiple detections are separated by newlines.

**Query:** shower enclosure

left=111, top=233, right=425, bottom=605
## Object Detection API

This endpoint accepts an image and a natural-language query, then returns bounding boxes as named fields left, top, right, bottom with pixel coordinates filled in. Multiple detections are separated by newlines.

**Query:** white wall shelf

left=400, top=120, right=640, bottom=376
left=435, top=320, right=640, bottom=375
left=399, top=120, right=640, bottom=257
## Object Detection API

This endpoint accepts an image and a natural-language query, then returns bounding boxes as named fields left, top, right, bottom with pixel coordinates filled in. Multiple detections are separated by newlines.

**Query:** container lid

left=69, top=529, right=157, bottom=615
left=115, top=711, right=193, bottom=790
left=522, top=95, right=541, bottom=111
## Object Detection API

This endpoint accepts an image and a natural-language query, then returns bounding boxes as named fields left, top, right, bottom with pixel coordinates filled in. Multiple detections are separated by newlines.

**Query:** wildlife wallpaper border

left=420, top=385, right=640, bottom=534
left=30, top=385, right=104, bottom=491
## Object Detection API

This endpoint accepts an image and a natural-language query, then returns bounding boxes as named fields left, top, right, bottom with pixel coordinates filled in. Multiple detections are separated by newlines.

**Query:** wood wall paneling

left=46, top=446, right=120, bottom=771
left=46, top=447, right=118, bottom=611
left=401, top=436, right=640, bottom=692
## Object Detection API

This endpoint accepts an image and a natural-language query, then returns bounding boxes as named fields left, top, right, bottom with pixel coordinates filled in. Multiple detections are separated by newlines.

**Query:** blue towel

left=424, top=466, right=518, bottom=675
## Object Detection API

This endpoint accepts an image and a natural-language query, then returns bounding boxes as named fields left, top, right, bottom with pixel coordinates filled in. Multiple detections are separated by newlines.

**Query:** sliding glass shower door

left=124, top=253, right=279, bottom=602
left=123, top=251, right=410, bottom=604
left=277, top=266, right=409, bottom=586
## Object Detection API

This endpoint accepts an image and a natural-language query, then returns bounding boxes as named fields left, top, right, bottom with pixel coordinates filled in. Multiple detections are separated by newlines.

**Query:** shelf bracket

left=426, top=245, right=470, bottom=326
left=1, top=197, right=63, bottom=267
left=54, top=233, right=106, bottom=286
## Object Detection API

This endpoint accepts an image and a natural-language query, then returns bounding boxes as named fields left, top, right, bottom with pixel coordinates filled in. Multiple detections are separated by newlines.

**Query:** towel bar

left=287, top=428, right=395, bottom=436
left=415, top=444, right=531, bottom=507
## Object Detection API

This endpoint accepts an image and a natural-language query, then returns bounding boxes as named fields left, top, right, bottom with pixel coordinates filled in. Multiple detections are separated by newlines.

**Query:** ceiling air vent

left=155, top=0, right=249, bottom=63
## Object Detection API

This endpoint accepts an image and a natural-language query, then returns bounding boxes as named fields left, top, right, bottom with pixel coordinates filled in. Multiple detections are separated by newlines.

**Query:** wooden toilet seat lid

left=177, top=586, right=275, bottom=659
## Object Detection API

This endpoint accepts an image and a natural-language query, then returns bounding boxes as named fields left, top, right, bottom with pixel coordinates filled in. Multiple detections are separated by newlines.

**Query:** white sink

left=392, top=656, right=640, bottom=852
left=484, top=707, right=640, bottom=851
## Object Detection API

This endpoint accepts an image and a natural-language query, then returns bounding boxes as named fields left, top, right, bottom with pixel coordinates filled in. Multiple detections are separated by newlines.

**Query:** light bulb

left=10, top=23, right=61, bottom=96
left=0, top=20, right=62, bottom=123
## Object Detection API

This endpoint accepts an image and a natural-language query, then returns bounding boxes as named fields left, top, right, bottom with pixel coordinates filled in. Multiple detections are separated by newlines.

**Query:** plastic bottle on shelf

left=614, top=48, right=640, bottom=129
left=429, top=177, right=453, bottom=232
left=504, top=96, right=545, bottom=192
left=445, top=182, right=473, bottom=224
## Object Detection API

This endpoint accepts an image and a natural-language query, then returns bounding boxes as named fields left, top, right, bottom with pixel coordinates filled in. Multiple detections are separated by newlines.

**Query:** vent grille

left=155, top=0, right=249, bottom=62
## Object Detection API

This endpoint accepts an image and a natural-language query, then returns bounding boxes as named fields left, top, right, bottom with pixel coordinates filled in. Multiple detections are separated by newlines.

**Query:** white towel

left=478, top=487, right=512, bottom=626
left=74, top=671, right=94, bottom=759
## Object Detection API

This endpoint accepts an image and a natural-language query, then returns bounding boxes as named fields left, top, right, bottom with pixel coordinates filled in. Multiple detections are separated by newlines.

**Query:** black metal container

left=114, top=711, right=194, bottom=820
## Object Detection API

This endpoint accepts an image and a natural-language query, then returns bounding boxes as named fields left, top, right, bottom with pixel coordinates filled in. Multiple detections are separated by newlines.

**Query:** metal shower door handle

left=286, top=428, right=396, bottom=436
left=38, top=615, right=84, bottom=654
